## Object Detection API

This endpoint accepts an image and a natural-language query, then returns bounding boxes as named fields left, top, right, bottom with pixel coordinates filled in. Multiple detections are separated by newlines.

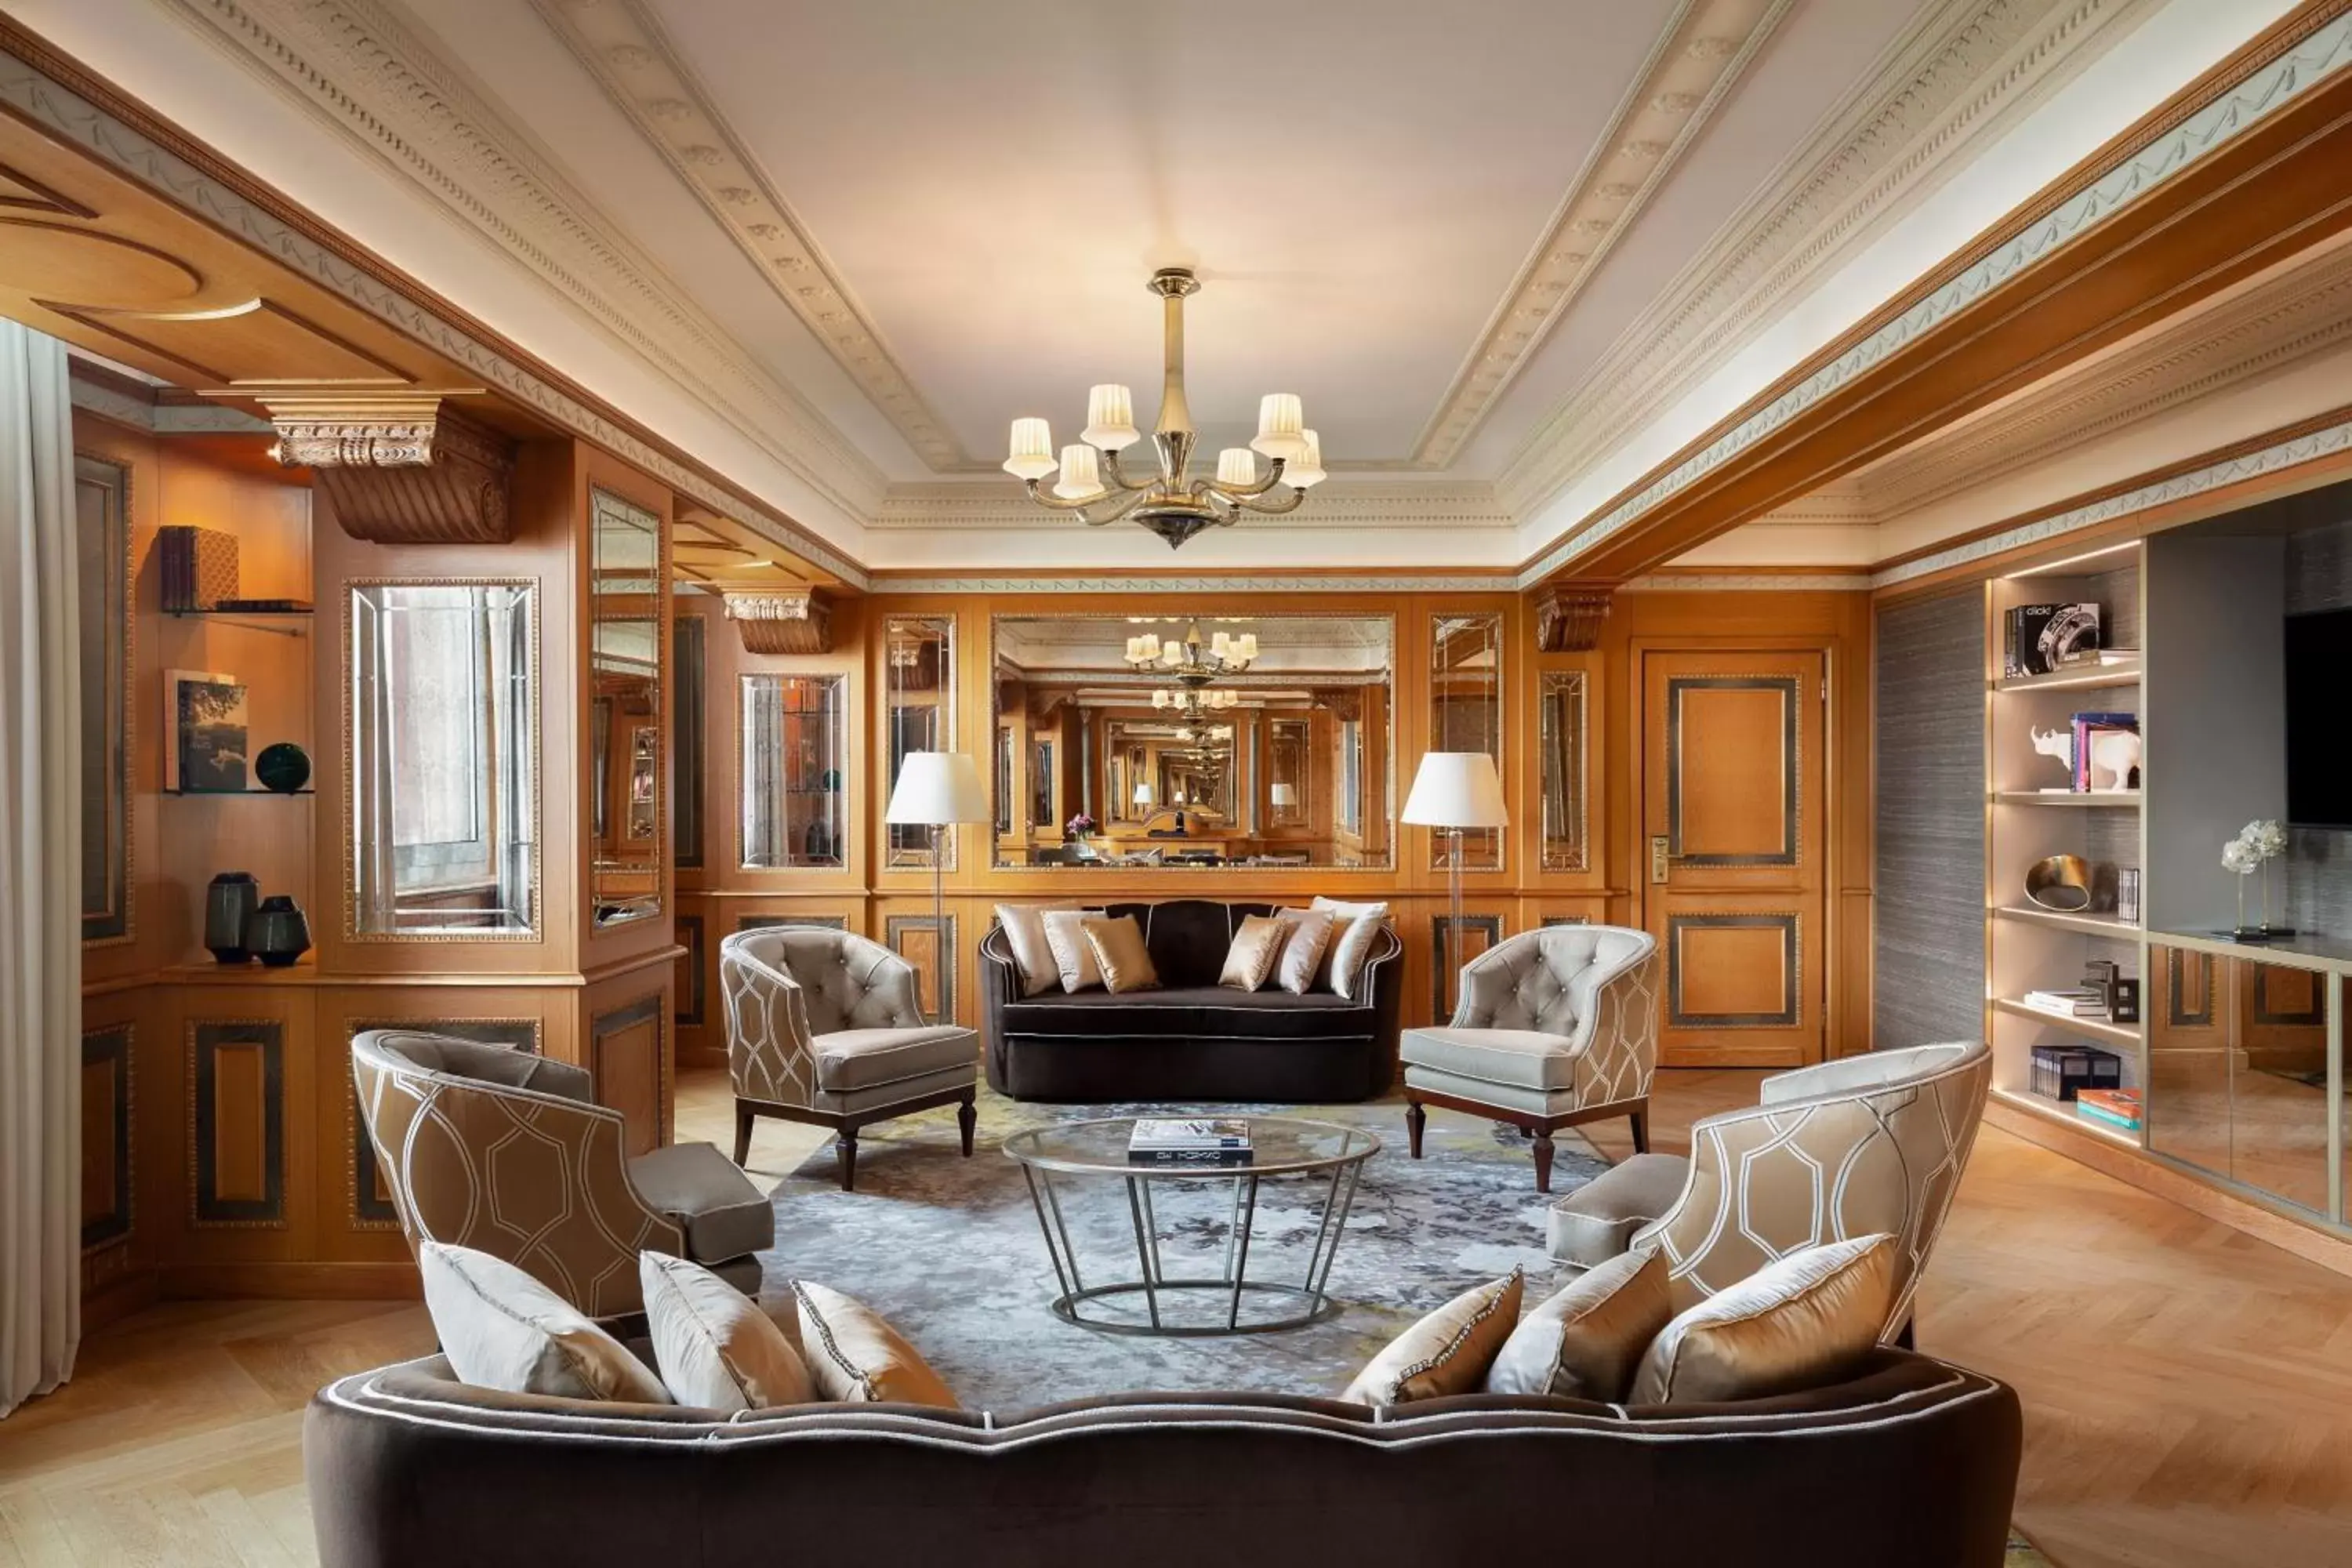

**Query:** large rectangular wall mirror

left=350, top=582, right=536, bottom=935
left=77, top=452, right=131, bottom=944
left=589, top=487, right=663, bottom=927
left=1431, top=612, right=1504, bottom=871
left=886, top=616, right=954, bottom=867
left=739, top=673, right=845, bottom=869
left=990, top=614, right=1392, bottom=869
left=1539, top=670, right=1589, bottom=871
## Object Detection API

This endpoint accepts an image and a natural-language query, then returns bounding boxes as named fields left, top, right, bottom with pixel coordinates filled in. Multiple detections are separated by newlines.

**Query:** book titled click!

left=1128, top=1118, right=1253, bottom=1165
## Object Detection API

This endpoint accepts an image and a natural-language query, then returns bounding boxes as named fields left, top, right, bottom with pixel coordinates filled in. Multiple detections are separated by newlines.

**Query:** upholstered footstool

left=626, top=1141, right=775, bottom=1295
left=1546, top=1152, right=1689, bottom=1269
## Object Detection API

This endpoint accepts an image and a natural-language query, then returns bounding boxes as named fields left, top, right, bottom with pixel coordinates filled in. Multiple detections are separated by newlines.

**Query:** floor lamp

left=1401, top=753, right=1509, bottom=1016
left=884, top=752, right=989, bottom=1022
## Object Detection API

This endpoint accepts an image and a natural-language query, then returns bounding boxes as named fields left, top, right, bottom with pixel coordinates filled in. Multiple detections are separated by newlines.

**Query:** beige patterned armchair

left=720, top=927, right=979, bottom=1191
left=352, top=1030, right=771, bottom=1318
left=1399, top=925, right=1661, bottom=1192
left=1548, top=1040, right=1992, bottom=1341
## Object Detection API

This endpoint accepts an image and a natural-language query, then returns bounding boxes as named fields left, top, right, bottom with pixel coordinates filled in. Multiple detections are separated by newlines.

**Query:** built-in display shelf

left=163, top=608, right=313, bottom=638
left=1991, top=905, right=2140, bottom=938
left=1990, top=1085, right=2143, bottom=1149
left=1991, top=652, right=2142, bottom=693
left=1991, top=790, right=2141, bottom=808
left=1991, top=995, right=2142, bottom=1048
left=2144, top=927, right=2352, bottom=971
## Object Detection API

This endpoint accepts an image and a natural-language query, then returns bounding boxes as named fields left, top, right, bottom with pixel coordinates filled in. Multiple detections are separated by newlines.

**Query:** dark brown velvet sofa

left=979, top=898, right=1404, bottom=1102
left=306, top=1347, right=2022, bottom=1567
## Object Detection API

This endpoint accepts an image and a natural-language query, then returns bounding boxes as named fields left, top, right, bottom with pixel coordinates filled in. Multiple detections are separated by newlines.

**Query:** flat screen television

left=2285, top=606, right=2352, bottom=828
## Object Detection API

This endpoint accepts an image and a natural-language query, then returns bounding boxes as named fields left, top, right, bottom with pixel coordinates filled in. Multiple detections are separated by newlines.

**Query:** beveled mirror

left=1539, top=670, right=1588, bottom=871
left=1430, top=611, right=1504, bottom=870
left=887, top=615, right=953, bottom=867
left=590, top=487, right=662, bottom=926
left=1266, top=716, right=1311, bottom=830
left=739, top=673, right=844, bottom=869
left=350, top=582, right=536, bottom=936
left=77, top=452, right=131, bottom=944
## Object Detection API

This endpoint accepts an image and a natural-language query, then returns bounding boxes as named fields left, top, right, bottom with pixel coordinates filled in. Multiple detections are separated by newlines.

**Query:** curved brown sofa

left=306, top=1348, right=2021, bottom=1567
left=979, top=898, right=1404, bottom=1102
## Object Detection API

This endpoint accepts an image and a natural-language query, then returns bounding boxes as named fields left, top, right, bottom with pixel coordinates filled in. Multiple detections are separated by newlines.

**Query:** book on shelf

left=1128, top=1117, right=1251, bottom=1152
left=2074, top=1087, right=2143, bottom=1131
left=1127, top=1146, right=1255, bottom=1167
left=2021, top=988, right=2108, bottom=1019
left=2004, top=602, right=2101, bottom=677
left=158, top=525, right=239, bottom=612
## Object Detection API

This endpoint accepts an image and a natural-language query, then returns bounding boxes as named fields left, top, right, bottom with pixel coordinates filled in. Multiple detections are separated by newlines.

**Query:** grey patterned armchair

left=1399, top=925, right=1661, bottom=1192
left=351, top=1030, right=771, bottom=1318
left=1548, top=1040, right=1992, bottom=1342
left=720, top=927, right=979, bottom=1191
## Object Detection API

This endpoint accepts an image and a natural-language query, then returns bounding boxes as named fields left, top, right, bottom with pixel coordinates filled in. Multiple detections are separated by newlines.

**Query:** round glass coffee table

left=1002, top=1116, right=1380, bottom=1337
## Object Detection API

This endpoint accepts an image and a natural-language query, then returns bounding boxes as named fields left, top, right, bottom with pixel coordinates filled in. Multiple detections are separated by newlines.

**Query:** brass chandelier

left=1124, top=619, right=1257, bottom=685
left=1003, top=269, right=1326, bottom=548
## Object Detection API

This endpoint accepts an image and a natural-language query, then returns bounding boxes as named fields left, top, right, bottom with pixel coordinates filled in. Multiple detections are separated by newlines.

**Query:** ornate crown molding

left=870, top=572, right=1510, bottom=596
left=1411, top=0, right=1794, bottom=468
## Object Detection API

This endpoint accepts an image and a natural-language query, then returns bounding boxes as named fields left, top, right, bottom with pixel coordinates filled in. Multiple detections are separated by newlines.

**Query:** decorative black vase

left=255, top=741, right=311, bottom=793
left=244, top=895, right=311, bottom=968
left=205, top=872, right=260, bottom=963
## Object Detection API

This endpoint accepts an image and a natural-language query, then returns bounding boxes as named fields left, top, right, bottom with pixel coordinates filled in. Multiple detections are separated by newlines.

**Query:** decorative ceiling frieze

left=531, top=0, right=965, bottom=470
left=1410, top=0, right=1795, bottom=468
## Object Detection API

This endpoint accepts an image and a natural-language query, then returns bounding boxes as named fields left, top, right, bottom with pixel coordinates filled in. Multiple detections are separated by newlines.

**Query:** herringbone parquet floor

left=3, top=1068, right=2347, bottom=1567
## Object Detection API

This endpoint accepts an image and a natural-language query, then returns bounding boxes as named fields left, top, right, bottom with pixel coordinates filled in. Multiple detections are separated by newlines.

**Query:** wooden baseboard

left=677, top=1044, right=727, bottom=1071
left=158, top=1261, right=421, bottom=1301
left=1985, top=1100, right=2352, bottom=1281
left=79, top=1267, right=159, bottom=1333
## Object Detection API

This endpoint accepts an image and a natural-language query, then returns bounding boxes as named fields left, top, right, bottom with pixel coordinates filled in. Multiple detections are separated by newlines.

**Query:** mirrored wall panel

left=590, top=488, right=663, bottom=927
left=1539, top=670, right=1589, bottom=871
left=77, top=453, right=131, bottom=943
left=992, top=614, right=1392, bottom=868
left=350, top=583, right=535, bottom=936
left=2147, top=944, right=2333, bottom=1218
left=1431, top=612, right=1504, bottom=870
left=740, top=673, right=845, bottom=869
left=887, top=616, right=954, bottom=867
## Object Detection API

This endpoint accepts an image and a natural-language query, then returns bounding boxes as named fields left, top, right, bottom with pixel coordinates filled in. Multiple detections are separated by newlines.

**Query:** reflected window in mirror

left=1267, top=717, right=1311, bottom=832
left=350, top=582, right=536, bottom=936
left=1539, top=670, right=1588, bottom=872
left=77, top=453, right=131, bottom=944
left=1031, top=739, right=1055, bottom=833
left=589, top=488, right=664, bottom=927
left=739, top=674, right=844, bottom=869
left=887, top=616, right=953, bottom=867
left=1431, top=612, right=1504, bottom=871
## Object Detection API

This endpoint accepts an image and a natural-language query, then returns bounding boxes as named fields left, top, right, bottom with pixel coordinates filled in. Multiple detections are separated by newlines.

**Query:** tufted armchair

left=1548, top=1040, right=1992, bottom=1342
left=720, top=927, right=979, bottom=1191
left=1399, top=925, right=1661, bottom=1191
left=351, top=1030, right=771, bottom=1318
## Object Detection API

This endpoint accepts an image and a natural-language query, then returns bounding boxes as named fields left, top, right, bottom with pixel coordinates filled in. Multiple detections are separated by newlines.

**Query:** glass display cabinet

left=588, top=487, right=663, bottom=927
left=739, top=673, right=846, bottom=869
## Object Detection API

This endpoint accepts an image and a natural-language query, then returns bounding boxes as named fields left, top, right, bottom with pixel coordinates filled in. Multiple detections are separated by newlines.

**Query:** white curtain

left=0, top=319, right=81, bottom=1417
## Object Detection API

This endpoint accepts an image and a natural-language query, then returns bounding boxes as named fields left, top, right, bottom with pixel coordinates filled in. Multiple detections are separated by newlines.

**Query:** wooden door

left=1640, top=650, right=1825, bottom=1067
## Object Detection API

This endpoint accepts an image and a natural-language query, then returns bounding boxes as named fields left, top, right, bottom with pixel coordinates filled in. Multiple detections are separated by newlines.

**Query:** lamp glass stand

left=927, top=822, right=949, bottom=1023
left=1443, top=826, right=1465, bottom=1019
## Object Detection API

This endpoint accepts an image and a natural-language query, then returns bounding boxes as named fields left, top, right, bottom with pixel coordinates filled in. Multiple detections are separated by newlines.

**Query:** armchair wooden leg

left=1405, top=1099, right=1427, bottom=1160
left=1532, top=1130, right=1555, bottom=1194
left=1630, top=1107, right=1650, bottom=1156
left=835, top=1128, right=859, bottom=1192
left=956, top=1093, right=977, bottom=1157
left=732, top=1105, right=755, bottom=1167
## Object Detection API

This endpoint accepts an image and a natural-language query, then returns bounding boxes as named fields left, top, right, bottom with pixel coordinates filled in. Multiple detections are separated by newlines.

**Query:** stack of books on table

left=2022, top=987, right=2111, bottom=1022
left=1127, top=1118, right=1253, bottom=1167
left=2074, top=1087, right=2143, bottom=1134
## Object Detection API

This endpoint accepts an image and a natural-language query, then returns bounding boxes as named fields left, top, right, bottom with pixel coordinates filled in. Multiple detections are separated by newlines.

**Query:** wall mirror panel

left=1539, top=670, right=1589, bottom=871
left=589, top=488, right=663, bottom=926
left=77, top=452, right=131, bottom=944
left=991, top=613, right=1392, bottom=868
left=1431, top=612, right=1504, bottom=870
left=739, top=673, right=845, bottom=869
left=887, top=615, right=954, bottom=867
left=350, top=582, right=536, bottom=936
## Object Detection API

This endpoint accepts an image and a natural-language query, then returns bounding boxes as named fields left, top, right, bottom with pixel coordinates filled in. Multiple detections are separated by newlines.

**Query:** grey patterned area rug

left=753, top=1090, right=1608, bottom=1413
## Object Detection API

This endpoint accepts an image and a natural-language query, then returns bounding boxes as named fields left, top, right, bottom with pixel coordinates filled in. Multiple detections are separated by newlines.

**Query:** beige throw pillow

left=418, top=1241, right=671, bottom=1404
left=1312, top=898, right=1392, bottom=1000
left=1483, top=1248, right=1673, bottom=1402
left=640, top=1252, right=811, bottom=1413
left=793, top=1281, right=959, bottom=1409
left=1081, top=915, right=1160, bottom=994
left=1273, top=909, right=1336, bottom=996
left=1629, top=1233, right=1896, bottom=1406
left=1040, top=909, right=1109, bottom=993
left=1342, top=1269, right=1523, bottom=1408
left=1219, top=913, right=1290, bottom=992
left=993, top=904, right=1077, bottom=998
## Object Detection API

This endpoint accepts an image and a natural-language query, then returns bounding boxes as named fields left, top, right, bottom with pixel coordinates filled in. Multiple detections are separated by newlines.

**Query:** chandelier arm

left=1099, top=447, right=1162, bottom=494
left=1227, top=485, right=1307, bottom=517
left=1076, top=488, right=1155, bottom=529
left=1197, top=456, right=1290, bottom=501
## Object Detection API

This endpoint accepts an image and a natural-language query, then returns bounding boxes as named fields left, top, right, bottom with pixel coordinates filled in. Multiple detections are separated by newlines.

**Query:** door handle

left=1650, top=835, right=1671, bottom=884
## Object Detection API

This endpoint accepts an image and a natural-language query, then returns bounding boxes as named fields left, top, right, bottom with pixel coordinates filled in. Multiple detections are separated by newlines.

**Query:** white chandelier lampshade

left=1152, top=689, right=1172, bottom=709
left=1083, top=384, right=1142, bottom=450
left=1052, top=444, right=1105, bottom=501
left=1216, top=448, right=1258, bottom=487
left=1162, top=642, right=1183, bottom=666
left=1250, top=393, right=1307, bottom=460
left=1285, top=430, right=1327, bottom=488
left=1004, top=417, right=1057, bottom=480
left=884, top=751, right=991, bottom=826
left=1210, top=630, right=1232, bottom=658
left=1236, top=632, right=1259, bottom=660
left=1401, top=752, right=1509, bottom=829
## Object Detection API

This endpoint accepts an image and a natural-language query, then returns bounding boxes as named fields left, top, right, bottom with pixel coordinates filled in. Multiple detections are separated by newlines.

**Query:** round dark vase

left=204, top=872, right=260, bottom=963
left=255, top=742, right=311, bottom=793
left=244, top=895, right=311, bottom=968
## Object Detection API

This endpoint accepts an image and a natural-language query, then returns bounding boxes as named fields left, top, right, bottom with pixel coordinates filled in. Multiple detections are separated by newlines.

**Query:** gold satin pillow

left=1080, top=915, right=1160, bottom=994
left=1342, top=1269, right=1523, bottom=1408
left=1629, top=1233, right=1895, bottom=1406
left=1483, top=1247, right=1671, bottom=1402
left=1219, top=914, right=1290, bottom=992
left=792, top=1280, right=959, bottom=1410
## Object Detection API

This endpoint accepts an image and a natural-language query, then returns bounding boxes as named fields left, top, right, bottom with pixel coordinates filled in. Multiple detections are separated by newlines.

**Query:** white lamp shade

left=1132, top=782, right=1153, bottom=804
left=1269, top=782, right=1298, bottom=807
left=885, top=751, right=990, bottom=826
left=1400, top=752, right=1508, bottom=829
left=1082, top=383, right=1141, bottom=449
left=1285, top=429, right=1326, bottom=488
left=1004, top=417, right=1057, bottom=480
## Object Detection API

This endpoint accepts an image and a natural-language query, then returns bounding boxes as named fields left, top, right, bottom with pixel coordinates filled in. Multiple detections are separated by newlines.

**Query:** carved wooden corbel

left=213, top=383, right=516, bottom=545
left=723, top=589, right=830, bottom=654
left=1535, top=585, right=1614, bottom=652
left=1309, top=686, right=1363, bottom=723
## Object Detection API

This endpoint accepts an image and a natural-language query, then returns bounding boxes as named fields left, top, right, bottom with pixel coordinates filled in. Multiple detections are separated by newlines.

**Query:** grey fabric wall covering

left=1875, top=589, right=1987, bottom=1049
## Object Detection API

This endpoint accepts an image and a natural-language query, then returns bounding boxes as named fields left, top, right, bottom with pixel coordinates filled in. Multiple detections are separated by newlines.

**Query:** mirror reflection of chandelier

left=1152, top=686, right=1238, bottom=721
left=1001, top=268, right=1327, bottom=548
left=1126, top=619, right=1257, bottom=685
